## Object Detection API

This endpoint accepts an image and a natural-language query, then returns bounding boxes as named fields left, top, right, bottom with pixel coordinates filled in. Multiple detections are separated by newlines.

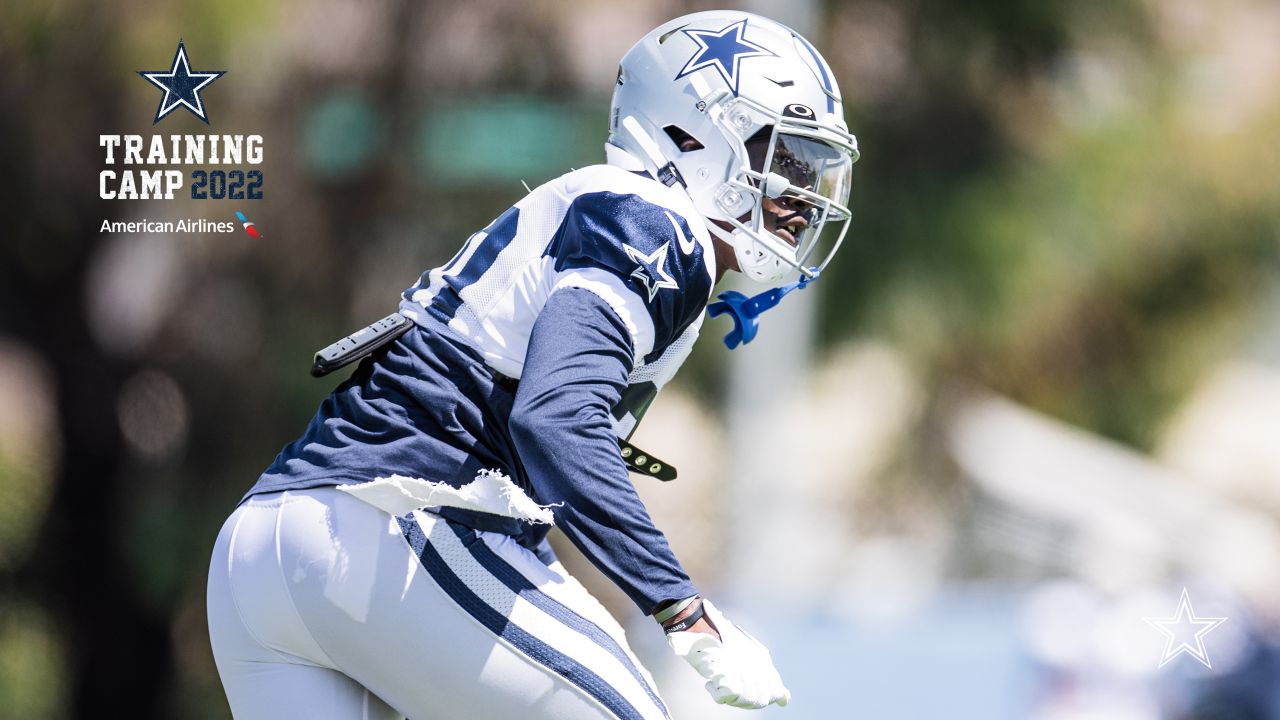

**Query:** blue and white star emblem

left=623, top=242, right=679, bottom=303
left=675, top=20, right=776, bottom=96
left=138, top=40, right=226, bottom=125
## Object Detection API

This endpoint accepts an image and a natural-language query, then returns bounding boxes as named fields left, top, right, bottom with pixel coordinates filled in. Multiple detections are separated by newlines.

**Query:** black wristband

left=662, top=599, right=707, bottom=635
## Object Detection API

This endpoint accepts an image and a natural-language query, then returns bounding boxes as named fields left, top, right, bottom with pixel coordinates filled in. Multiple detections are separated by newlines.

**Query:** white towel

left=338, top=470, right=557, bottom=524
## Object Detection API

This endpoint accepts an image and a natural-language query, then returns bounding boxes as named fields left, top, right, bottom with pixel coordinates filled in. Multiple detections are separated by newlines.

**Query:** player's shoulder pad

left=546, top=167, right=714, bottom=362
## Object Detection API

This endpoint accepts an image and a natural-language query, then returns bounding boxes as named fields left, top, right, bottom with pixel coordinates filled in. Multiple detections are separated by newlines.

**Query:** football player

left=207, top=10, right=857, bottom=719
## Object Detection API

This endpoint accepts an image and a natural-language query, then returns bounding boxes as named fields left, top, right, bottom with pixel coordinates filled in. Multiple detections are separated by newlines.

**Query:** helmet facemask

left=698, top=91, right=858, bottom=285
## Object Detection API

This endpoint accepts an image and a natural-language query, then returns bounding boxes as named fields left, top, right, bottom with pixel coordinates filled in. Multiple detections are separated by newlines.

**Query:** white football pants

left=207, top=487, right=669, bottom=720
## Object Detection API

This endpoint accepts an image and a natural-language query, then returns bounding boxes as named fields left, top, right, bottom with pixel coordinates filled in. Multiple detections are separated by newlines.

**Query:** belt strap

left=434, top=505, right=528, bottom=537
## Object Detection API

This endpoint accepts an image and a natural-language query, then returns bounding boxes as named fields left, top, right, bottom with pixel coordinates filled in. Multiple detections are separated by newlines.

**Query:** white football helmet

left=609, top=10, right=859, bottom=285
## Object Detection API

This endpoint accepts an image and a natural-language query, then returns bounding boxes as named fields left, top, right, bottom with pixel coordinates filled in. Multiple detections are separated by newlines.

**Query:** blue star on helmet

left=138, top=40, right=226, bottom=124
left=623, top=242, right=679, bottom=302
left=675, top=19, right=777, bottom=96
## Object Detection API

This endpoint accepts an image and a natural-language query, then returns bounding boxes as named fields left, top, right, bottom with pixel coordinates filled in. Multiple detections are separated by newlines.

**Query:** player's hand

left=666, top=599, right=791, bottom=709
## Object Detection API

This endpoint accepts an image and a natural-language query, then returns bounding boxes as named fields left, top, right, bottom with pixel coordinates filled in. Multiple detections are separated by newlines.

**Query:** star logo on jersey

left=623, top=241, right=679, bottom=303
left=138, top=40, right=226, bottom=124
left=675, top=20, right=776, bottom=96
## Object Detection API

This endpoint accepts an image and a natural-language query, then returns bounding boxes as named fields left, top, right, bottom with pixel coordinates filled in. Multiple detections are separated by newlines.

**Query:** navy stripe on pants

left=397, top=514, right=649, bottom=720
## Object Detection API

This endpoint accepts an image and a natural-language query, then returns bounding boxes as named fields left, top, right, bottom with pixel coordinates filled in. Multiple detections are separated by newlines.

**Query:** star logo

left=675, top=20, right=776, bottom=96
left=138, top=40, right=226, bottom=124
left=1144, top=588, right=1227, bottom=669
left=623, top=241, right=679, bottom=303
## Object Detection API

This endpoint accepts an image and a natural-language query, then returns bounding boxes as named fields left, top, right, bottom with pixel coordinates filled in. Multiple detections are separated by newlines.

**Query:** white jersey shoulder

left=399, top=158, right=716, bottom=386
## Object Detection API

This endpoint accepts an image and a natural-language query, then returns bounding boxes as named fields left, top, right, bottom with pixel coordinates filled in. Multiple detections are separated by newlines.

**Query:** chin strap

left=621, top=115, right=686, bottom=189
left=707, top=272, right=817, bottom=349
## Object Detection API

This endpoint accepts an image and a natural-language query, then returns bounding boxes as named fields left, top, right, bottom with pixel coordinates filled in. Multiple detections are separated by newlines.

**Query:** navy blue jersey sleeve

left=508, top=287, right=697, bottom=613
left=545, top=191, right=713, bottom=364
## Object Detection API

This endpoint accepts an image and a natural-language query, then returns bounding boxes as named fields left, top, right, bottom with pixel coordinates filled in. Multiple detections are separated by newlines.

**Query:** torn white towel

left=338, top=470, right=557, bottom=524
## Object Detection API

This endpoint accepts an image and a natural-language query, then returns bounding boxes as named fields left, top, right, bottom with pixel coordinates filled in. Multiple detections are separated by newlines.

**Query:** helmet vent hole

left=658, top=24, right=688, bottom=44
left=663, top=125, right=704, bottom=152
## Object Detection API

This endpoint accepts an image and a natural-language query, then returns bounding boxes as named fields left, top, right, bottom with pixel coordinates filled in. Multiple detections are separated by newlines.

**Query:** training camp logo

left=99, top=39, right=265, bottom=238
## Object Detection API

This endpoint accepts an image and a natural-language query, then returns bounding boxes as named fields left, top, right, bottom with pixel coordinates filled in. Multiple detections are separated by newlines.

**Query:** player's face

left=744, top=130, right=835, bottom=249
left=759, top=193, right=812, bottom=247
left=707, top=195, right=805, bottom=278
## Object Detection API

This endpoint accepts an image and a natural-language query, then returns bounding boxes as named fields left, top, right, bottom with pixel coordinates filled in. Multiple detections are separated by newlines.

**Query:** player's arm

left=510, top=288, right=789, bottom=711
left=527, top=193, right=788, bottom=708
left=509, top=286, right=696, bottom=614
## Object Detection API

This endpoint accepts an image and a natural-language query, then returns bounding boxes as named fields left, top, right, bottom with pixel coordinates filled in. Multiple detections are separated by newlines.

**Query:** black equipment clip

left=311, top=312, right=412, bottom=377
left=619, top=438, right=677, bottom=481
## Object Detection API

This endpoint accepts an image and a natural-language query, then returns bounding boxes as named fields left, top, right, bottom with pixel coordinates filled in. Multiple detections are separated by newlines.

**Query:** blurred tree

left=0, top=2, right=174, bottom=715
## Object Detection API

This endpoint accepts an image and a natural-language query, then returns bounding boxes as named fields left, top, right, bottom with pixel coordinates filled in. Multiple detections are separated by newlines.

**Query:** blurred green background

left=3, top=0, right=1280, bottom=717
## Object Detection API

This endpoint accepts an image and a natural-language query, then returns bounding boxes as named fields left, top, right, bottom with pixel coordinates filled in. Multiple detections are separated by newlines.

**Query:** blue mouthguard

left=706, top=272, right=818, bottom=349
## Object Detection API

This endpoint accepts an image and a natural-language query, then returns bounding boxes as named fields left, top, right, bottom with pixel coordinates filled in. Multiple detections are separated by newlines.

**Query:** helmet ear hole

left=662, top=125, right=705, bottom=152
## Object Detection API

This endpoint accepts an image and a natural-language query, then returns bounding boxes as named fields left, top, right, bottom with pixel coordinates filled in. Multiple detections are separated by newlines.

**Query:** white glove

left=666, top=599, right=791, bottom=709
